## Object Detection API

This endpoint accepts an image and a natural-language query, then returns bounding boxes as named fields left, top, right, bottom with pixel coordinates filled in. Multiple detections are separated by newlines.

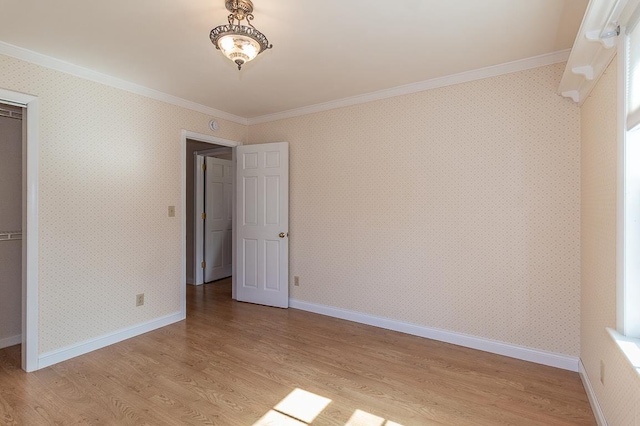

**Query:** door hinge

left=202, top=164, right=207, bottom=171
left=201, top=261, right=206, bottom=269
left=201, top=212, right=207, bottom=220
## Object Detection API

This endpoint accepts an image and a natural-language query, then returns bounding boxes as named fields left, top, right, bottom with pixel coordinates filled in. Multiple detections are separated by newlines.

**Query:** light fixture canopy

left=210, top=0, right=272, bottom=70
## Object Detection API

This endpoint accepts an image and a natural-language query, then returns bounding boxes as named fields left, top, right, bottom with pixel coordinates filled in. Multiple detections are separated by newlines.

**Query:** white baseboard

left=0, top=334, right=22, bottom=349
left=38, top=311, right=184, bottom=369
left=579, top=360, right=608, bottom=426
left=289, top=299, right=579, bottom=372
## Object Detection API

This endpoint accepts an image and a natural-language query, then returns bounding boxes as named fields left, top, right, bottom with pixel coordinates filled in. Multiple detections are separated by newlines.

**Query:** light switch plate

left=168, top=206, right=176, bottom=217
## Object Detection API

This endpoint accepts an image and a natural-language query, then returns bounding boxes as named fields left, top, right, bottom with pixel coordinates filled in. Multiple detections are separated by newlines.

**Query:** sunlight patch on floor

left=345, top=409, right=386, bottom=426
left=344, top=409, right=404, bottom=426
left=253, top=409, right=307, bottom=426
left=274, top=388, right=333, bottom=423
left=253, top=388, right=404, bottom=426
left=253, top=388, right=331, bottom=425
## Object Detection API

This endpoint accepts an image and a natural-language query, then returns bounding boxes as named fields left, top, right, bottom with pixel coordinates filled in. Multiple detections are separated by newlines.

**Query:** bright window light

left=253, top=388, right=405, bottom=426
left=345, top=409, right=386, bottom=426
left=623, top=18, right=640, bottom=338
left=617, top=338, right=640, bottom=368
left=273, top=388, right=332, bottom=423
left=253, top=409, right=307, bottom=426
left=344, top=409, right=405, bottom=426
left=624, top=129, right=640, bottom=337
left=254, top=388, right=332, bottom=425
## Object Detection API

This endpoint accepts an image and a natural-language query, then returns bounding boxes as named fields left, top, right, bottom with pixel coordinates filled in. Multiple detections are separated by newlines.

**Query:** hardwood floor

left=0, top=279, right=595, bottom=425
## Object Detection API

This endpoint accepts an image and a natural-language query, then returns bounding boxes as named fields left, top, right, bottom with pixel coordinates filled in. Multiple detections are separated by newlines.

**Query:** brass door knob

left=279, top=232, right=286, bottom=238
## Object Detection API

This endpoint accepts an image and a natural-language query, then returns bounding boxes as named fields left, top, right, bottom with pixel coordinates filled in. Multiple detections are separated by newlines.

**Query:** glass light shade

left=218, top=34, right=261, bottom=68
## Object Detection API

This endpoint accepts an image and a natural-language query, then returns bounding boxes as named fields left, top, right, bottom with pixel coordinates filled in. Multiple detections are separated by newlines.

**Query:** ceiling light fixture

left=210, top=0, right=272, bottom=70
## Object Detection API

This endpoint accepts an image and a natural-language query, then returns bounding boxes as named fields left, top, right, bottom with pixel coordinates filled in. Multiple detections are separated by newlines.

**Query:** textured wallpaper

left=581, top=57, right=640, bottom=426
left=0, top=54, right=247, bottom=354
left=249, top=62, right=581, bottom=356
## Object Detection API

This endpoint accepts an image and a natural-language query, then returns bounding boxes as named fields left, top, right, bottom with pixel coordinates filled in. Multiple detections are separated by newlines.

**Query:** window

left=620, top=12, right=640, bottom=338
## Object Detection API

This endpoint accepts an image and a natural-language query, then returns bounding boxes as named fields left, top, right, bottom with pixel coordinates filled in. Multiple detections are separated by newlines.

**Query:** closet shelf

left=0, top=231, right=22, bottom=242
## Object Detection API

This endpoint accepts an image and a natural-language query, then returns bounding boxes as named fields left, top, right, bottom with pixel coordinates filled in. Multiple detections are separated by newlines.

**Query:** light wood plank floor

left=0, top=279, right=595, bottom=425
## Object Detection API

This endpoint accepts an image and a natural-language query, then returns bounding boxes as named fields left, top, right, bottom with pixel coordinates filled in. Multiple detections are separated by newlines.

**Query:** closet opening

left=0, top=88, right=39, bottom=373
left=0, top=103, right=24, bottom=359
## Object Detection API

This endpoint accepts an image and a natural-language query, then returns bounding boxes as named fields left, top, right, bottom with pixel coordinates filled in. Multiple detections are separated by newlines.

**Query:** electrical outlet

left=136, top=293, right=145, bottom=307
left=168, top=206, right=176, bottom=217
left=294, top=276, right=299, bottom=286
left=600, top=360, right=605, bottom=384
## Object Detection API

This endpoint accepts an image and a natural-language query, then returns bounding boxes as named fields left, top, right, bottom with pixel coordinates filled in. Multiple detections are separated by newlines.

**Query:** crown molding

left=248, top=49, right=571, bottom=125
left=0, top=42, right=248, bottom=125
left=0, top=41, right=571, bottom=127
left=558, top=0, right=639, bottom=105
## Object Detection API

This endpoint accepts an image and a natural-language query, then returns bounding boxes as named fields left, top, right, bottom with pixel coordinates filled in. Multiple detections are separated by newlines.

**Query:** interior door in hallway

left=236, top=142, right=289, bottom=308
left=204, top=157, right=233, bottom=282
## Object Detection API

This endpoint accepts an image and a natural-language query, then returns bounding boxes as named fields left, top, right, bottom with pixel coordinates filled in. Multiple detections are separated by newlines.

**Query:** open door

left=236, top=142, right=289, bottom=308
left=204, top=156, right=233, bottom=282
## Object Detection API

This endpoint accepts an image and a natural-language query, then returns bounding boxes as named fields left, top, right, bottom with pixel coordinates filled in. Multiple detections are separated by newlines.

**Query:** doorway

left=197, top=149, right=234, bottom=284
left=181, top=131, right=239, bottom=317
left=186, top=142, right=234, bottom=286
left=181, top=131, right=291, bottom=315
left=0, top=88, right=39, bottom=372
left=0, top=104, right=23, bottom=354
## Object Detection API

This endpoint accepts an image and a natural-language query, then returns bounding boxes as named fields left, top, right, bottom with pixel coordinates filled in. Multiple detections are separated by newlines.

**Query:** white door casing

left=194, top=155, right=205, bottom=285
left=0, top=89, right=39, bottom=372
left=204, top=157, right=233, bottom=282
left=236, top=142, right=289, bottom=308
left=182, top=131, right=239, bottom=313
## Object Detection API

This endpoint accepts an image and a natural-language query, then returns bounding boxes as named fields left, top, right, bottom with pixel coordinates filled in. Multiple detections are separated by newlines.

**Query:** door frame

left=180, top=130, right=240, bottom=316
left=194, top=154, right=205, bottom=285
left=0, top=88, right=39, bottom=372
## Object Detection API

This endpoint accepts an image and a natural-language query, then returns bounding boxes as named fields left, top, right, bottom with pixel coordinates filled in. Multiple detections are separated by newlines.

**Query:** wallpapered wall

left=581, top=58, right=640, bottom=426
left=0, top=115, right=22, bottom=344
left=1, top=49, right=586, bottom=367
left=0, top=54, right=247, bottom=354
left=249, top=62, right=581, bottom=356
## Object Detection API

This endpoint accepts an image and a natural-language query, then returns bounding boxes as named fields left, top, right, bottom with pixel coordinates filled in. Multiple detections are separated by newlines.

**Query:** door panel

left=243, top=238, right=258, bottom=288
left=243, top=176, right=258, bottom=225
left=236, top=142, right=289, bottom=308
left=264, top=239, right=280, bottom=290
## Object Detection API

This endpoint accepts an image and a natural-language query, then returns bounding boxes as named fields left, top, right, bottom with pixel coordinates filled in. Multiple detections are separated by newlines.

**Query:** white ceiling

left=0, top=0, right=587, bottom=119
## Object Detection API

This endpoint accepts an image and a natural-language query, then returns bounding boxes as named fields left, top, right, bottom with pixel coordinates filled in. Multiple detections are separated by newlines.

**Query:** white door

left=236, top=142, right=289, bottom=308
left=204, top=157, right=233, bottom=282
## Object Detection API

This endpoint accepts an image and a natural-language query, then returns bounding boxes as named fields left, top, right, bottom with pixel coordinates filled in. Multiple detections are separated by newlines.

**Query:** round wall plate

left=209, top=120, right=219, bottom=131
